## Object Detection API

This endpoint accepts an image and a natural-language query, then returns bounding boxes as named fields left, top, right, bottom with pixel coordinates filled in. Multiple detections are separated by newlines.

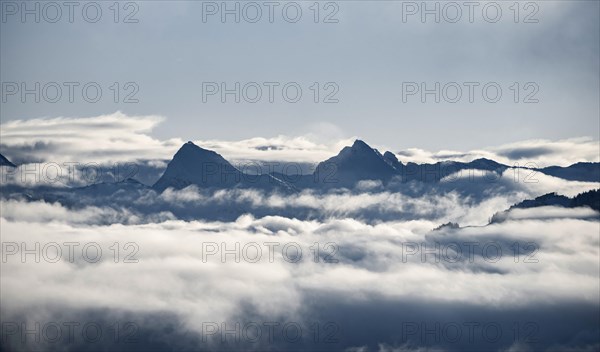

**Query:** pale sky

left=1, top=0, right=599, bottom=151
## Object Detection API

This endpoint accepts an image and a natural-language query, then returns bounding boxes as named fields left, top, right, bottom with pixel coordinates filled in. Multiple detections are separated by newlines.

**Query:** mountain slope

left=382, top=151, right=403, bottom=170
left=153, top=142, right=243, bottom=192
left=0, top=153, right=16, bottom=167
left=510, top=192, right=572, bottom=209
left=538, top=162, right=600, bottom=182
left=153, top=142, right=294, bottom=192
left=490, top=189, right=600, bottom=223
left=397, top=158, right=507, bottom=183
left=312, top=140, right=397, bottom=187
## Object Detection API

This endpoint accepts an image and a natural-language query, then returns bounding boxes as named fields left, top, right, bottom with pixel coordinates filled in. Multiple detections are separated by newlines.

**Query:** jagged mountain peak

left=337, top=139, right=384, bottom=158
left=153, top=142, right=240, bottom=191
left=382, top=151, right=403, bottom=170
left=153, top=141, right=295, bottom=192
left=351, top=139, right=372, bottom=150
left=383, top=151, right=398, bottom=161
left=176, top=141, right=220, bottom=157
left=314, top=139, right=397, bottom=185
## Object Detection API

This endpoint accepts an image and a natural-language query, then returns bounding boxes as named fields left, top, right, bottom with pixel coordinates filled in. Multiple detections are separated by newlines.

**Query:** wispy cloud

left=1, top=113, right=598, bottom=167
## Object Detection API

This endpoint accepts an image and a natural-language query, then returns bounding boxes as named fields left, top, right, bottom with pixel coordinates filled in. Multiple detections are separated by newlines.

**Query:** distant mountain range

left=150, top=140, right=600, bottom=191
left=490, top=189, right=600, bottom=223
left=508, top=189, right=600, bottom=212
left=538, top=163, right=600, bottom=182
left=2, top=140, right=600, bottom=192
left=1, top=141, right=598, bottom=224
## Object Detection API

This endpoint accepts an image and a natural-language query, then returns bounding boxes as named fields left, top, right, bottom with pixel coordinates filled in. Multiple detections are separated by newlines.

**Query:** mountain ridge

left=152, top=139, right=600, bottom=191
left=490, top=189, right=600, bottom=223
left=153, top=142, right=295, bottom=192
left=1, top=140, right=598, bottom=192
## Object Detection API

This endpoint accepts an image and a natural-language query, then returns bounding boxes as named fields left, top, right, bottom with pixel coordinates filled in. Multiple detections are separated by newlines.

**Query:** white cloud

left=0, top=112, right=182, bottom=163
left=440, top=168, right=599, bottom=198
left=1, top=197, right=598, bottom=350
left=394, top=138, right=600, bottom=167
left=1, top=113, right=598, bottom=167
left=0, top=112, right=352, bottom=165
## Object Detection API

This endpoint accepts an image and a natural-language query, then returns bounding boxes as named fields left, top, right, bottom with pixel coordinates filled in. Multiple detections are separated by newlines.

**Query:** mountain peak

left=153, top=141, right=294, bottom=192
left=314, top=139, right=397, bottom=186
left=180, top=141, right=203, bottom=151
left=351, top=139, right=371, bottom=150
left=153, top=142, right=239, bottom=191
left=175, top=141, right=218, bottom=157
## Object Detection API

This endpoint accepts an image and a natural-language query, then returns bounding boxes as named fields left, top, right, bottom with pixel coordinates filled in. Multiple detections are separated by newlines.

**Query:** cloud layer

left=1, top=203, right=599, bottom=351
left=1, top=113, right=599, bottom=351
left=1, top=113, right=598, bottom=167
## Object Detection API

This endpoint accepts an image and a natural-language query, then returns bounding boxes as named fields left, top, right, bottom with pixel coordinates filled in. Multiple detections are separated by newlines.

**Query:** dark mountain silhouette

left=539, top=162, right=600, bottom=182
left=433, top=222, right=460, bottom=231
left=509, top=189, right=599, bottom=211
left=382, top=151, right=403, bottom=170
left=153, top=142, right=243, bottom=192
left=312, top=139, right=398, bottom=187
left=2, top=139, right=598, bottom=224
left=570, top=189, right=600, bottom=211
left=2, top=139, right=598, bottom=195
left=490, top=189, right=600, bottom=223
left=0, top=153, right=16, bottom=167
left=510, top=192, right=572, bottom=209
left=271, top=142, right=510, bottom=187
left=395, top=158, right=507, bottom=183
left=151, top=140, right=599, bottom=192
left=153, top=141, right=294, bottom=192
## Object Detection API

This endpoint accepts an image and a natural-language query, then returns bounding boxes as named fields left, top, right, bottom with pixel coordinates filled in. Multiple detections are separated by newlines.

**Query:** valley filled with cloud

left=1, top=113, right=599, bottom=351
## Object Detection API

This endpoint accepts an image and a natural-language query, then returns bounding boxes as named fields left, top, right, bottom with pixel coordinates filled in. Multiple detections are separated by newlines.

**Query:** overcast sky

left=1, top=0, right=599, bottom=151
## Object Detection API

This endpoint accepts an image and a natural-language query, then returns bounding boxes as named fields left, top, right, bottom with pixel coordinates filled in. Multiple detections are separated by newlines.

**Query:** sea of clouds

left=1, top=201, right=599, bottom=351
left=1, top=113, right=599, bottom=351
